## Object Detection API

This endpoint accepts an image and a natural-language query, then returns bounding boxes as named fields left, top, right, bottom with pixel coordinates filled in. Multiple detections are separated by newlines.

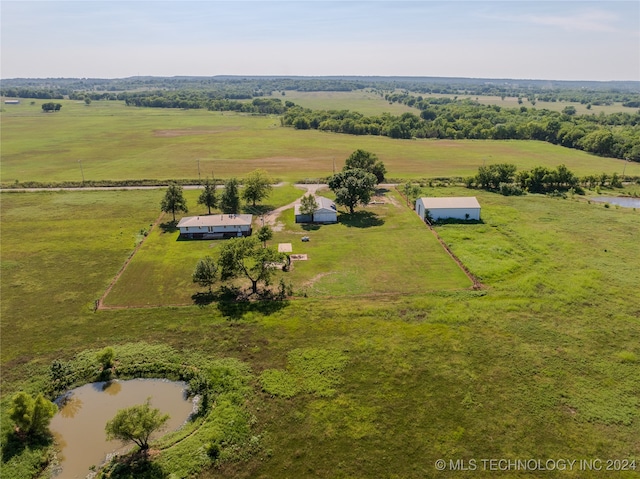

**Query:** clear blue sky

left=1, top=1, right=638, bottom=81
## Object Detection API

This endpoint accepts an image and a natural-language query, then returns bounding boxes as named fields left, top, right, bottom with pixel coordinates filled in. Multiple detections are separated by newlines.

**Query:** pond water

left=49, top=379, right=194, bottom=479
left=590, top=196, right=640, bottom=208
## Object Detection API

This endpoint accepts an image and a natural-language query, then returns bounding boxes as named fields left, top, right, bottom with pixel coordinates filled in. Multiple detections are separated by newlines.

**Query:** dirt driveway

left=261, top=183, right=326, bottom=231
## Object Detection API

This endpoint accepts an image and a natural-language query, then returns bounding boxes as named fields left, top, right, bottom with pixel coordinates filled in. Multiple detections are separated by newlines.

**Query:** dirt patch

left=153, top=127, right=239, bottom=137
left=303, top=272, right=334, bottom=287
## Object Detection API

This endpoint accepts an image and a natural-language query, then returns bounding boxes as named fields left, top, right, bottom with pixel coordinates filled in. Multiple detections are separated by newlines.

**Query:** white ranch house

left=294, top=196, right=338, bottom=224
left=177, top=214, right=253, bottom=239
left=416, top=197, right=481, bottom=222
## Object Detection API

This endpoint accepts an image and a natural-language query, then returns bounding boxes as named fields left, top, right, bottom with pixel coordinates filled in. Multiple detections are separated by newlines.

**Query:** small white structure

left=4, top=99, right=20, bottom=105
left=177, top=214, right=253, bottom=239
left=294, top=196, right=338, bottom=224
left=415, top=197, right=481, bottom=222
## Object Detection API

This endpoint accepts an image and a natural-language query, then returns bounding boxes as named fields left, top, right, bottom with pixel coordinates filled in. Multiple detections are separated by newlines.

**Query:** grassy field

left=1, top=184, right=639, bottom=478
left=2, top=99, right=638, bottom=184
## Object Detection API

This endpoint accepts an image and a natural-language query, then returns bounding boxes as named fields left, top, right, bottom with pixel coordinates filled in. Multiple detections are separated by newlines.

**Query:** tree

left=299, top=194, right=318, bottom=222
left=9, top=391, right=57, bottom=439
left=220, top=178, right=240, bottom=214
left=192, top=256, right=218, bottom=293
left=161, top=183, right=188, bottom=222
left=257, top=225, right=273, bottom=248
left=343, top=149, right=386, bottom=183
left=97, top=347, right=115, bottom=370
left=105, top=399, right=169, bottom=452
left=328, top=168, right=377, bottom=214
left=402, top=183, right=420, bottom=207
left=42, top=102, right=62, bottom=112
left=242, top=169, right=272, bottom=207
left=197, top=179, right=218, bottom=214
left=218, top=236, right=284, bottom=295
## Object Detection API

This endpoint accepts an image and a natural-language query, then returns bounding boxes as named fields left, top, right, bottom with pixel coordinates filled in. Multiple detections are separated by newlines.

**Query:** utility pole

left=78, top=159, right=85, bottom=183
left=197, top=159, right=201, bottom=183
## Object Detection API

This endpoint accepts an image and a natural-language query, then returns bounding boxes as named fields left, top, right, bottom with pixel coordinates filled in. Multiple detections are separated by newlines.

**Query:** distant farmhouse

left=416, top=197, right=481, bottom=222
left=4, top=99, right=20, bottom=104
left=294, top=196, right=338, bottom=224
left=177, top=214, right=253, bottom=239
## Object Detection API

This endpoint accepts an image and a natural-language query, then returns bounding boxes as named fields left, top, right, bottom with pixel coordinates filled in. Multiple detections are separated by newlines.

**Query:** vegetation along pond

left=49, top=379, right=194, bottom=479
left=590, top=196, right=640, bottom=208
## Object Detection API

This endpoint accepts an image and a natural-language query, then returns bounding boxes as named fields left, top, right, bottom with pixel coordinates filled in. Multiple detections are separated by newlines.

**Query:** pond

left=590, top=196, right=640, bottom=208
left=49, top=379, right=194, bottom=479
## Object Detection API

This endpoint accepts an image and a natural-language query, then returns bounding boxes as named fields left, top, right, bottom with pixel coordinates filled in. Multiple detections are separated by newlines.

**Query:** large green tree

left=197, top=179, right=218, bottom=214
left=328, top=168, right=377, bottom=214
left=218, top=236, right=284, bottom=295
left=343, top=149, right=386, bottom=183
left=105, top=400, right=169, bottom=452
left=161, top=183, right=188, bottom=222
left=242, top=169, right=273, bottom=207
left=9, top=391, right=57, bottom=440
left=220, top=178, right=241, bottom=214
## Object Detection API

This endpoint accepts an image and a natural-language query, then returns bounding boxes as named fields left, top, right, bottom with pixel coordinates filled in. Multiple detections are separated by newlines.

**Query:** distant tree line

left=470, top=163, right=624, bottom=195
left=3, top=76, right=639, bottom=106
left=283, top=98, right=640, bottom=162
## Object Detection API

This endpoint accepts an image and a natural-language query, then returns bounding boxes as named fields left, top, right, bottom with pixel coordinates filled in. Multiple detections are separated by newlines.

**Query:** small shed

left=177, top=214, right=253, bottom=239
left=415, top=197, right=481, bottom=222
left=294, top=196, right=338, bottom=224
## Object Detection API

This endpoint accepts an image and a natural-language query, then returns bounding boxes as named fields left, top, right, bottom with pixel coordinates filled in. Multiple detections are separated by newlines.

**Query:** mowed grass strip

left=2, top=99, right=637, bottom=183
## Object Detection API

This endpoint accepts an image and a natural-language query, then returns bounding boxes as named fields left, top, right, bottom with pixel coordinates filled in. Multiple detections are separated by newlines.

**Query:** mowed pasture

left=1, top=186, right=639, bottom=479
left=2, top=98, right=638, bottom=184
left=104, top=187, right=470, bottom=307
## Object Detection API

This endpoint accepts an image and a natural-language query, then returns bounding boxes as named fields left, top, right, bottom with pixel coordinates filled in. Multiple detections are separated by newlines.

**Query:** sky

left=1, top=1, right=639, bottom=81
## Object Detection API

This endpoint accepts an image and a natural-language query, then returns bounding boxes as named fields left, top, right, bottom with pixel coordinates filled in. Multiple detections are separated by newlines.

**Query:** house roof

left=294, top=196, right=337, bottom=215
left=177, top=214, right=253, bottom=228
left=417, top=197, right=481, bottom=209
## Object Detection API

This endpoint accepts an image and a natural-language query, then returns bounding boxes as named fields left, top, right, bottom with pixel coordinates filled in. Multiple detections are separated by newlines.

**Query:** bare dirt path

left=261, top=183, right=326, bottom=231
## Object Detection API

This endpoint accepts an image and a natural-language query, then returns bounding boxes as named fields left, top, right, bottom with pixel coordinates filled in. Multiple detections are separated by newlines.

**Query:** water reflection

left=50, top=379, right=192, bottom=479
left=103, top=381, right=122, bottom=395
left=58, top=396, right=83, bottom=419
left=590, top=196, right=640, bottom=208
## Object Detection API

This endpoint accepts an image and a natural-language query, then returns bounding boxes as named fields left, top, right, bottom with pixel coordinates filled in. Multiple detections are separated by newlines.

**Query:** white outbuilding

left=415, top=197, right=481, bottom=222
left=294, top=196, right=338, bottom=224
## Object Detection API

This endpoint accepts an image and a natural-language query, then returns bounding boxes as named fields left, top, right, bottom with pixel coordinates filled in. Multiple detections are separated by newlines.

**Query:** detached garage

left=415, top=197, right=481, bottom=222
left=294, top=196, right=338, bottom=224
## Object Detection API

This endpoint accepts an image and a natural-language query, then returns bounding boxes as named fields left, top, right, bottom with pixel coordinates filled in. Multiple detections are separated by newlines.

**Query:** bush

left=499, top=182, right=525, bottom=196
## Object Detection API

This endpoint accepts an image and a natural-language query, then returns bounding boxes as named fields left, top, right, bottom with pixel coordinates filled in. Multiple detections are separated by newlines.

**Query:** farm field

left=2, top=99, right=638, bottom=184
left=1, top=182, right=639, bottom=478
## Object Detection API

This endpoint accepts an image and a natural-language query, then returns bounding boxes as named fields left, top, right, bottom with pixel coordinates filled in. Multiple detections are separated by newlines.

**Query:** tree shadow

left=301, top=223, right=321, bottom=231
left=1, top=431, right=52, bottom=463
left=242, top=204, right=275, bottom=216
left=159, top=221, right=178, bottom=233
left=191, top=291, right=216, bottom=307
left=338, top=211, right=385, bottom=228
left=101, top=451, right=169, bottom=478
left=193, top=286, right=289, bottom=319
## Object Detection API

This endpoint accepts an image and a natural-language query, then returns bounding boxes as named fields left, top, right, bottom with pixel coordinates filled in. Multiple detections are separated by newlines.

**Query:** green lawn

left=2, top=100, right=637, bottom=184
